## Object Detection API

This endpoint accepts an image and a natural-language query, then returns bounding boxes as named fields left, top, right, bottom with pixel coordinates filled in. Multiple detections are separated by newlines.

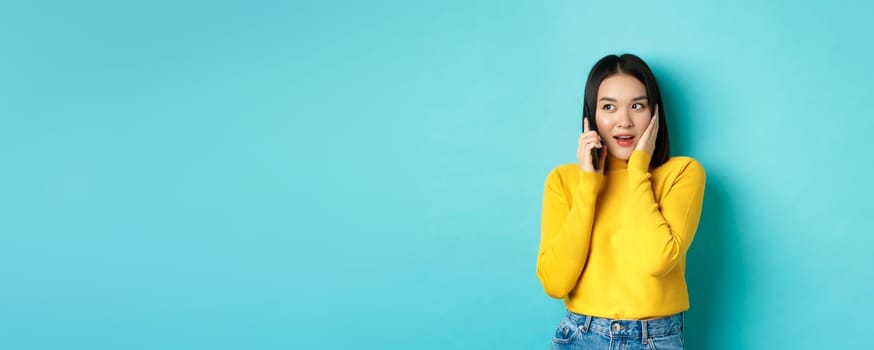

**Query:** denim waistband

left=565, top=310, right=684, bottom=341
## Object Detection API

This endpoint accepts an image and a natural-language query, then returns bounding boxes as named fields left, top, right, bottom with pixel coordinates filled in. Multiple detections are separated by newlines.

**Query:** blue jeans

left=549, top=310, right=685, bottom=350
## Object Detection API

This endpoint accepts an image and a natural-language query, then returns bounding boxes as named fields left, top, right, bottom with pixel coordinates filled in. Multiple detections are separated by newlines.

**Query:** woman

left=537, top=54, right=706, bottom=349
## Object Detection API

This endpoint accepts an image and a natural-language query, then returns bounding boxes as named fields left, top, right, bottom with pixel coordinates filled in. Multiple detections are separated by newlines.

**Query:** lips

left=614, top=135, right=635, bottom=147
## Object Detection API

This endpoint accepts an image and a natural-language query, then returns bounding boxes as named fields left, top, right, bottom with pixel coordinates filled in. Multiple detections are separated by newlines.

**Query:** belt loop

left=641, top=319, right=648, bottom=344
left=581, top=315, right=592, bottom=333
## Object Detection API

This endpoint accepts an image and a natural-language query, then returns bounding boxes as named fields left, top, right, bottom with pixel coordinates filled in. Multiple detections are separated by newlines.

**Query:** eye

left=601, top=104, right=615, bottom=111
left=632, top=103, right=647, bottom=110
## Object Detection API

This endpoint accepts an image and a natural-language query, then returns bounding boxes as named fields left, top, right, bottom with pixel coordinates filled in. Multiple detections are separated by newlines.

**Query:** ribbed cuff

left=577, top=168, right=605, bottom=195
left=628, top=150, right=652, bottom=175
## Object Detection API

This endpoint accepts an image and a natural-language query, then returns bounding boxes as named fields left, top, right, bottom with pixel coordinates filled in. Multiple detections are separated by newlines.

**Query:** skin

left=577, top=73, right=660, bottom=174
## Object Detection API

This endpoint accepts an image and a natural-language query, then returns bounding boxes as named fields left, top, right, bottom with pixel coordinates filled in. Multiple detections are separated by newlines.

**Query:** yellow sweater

left=537, top=150, right=706, bottom=319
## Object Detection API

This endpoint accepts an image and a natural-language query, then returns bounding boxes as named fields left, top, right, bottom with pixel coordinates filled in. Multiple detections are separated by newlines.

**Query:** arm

left=626, top=150, right=706, bottom=277
left=536, top=168, right=604, bottom=298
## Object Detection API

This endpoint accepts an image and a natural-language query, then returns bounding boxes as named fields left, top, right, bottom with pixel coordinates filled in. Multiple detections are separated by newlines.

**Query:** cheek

left=595, top=114, right=615, bottom=131
left=633, top=114, right=651, bottom=130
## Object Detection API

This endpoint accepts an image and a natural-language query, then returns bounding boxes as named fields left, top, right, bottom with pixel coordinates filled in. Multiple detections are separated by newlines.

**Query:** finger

left=582, top=132, right=601, bottom=148
left=643, top=111, right=659, bottom=151
left=644, top=112, right=657, bottom=136
left=583, top=117, right=590, bottom=133
left=578, top=134, right=590, bottom=152
left=650, top=107, right=659, bottom=134
left=582, top=131, right=601, bottom=141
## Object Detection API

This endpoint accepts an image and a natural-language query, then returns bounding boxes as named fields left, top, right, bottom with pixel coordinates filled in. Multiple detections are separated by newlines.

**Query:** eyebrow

left=599, top=96, right=649, bottom=102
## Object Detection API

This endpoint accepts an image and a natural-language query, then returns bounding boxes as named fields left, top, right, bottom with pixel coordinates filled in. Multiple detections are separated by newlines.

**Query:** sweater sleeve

left=536, top=167, right=604, bottom=298
left=626, top=150, right=706, bottom=277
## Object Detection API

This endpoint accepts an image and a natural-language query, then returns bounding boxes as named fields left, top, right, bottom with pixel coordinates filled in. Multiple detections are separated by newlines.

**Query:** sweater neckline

left=606, top=153, right=628, bottom=172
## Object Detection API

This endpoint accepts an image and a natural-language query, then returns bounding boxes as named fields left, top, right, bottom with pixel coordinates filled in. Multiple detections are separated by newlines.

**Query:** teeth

left=616, top=136, right=633, bottom=139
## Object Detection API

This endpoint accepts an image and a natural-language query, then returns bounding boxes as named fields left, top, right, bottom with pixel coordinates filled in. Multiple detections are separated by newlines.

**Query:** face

left=594, top=74, right=653, bottom=160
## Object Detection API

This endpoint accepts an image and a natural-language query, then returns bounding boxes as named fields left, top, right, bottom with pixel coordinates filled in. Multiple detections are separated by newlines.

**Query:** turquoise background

left=2, top=0, right=872, bottom=349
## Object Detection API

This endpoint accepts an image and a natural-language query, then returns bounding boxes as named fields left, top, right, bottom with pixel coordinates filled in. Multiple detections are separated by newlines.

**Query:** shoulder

left=545, top=163, right=579, bottom=179
left=547, top=163, right=580, bottom=176
left=662, top=156, right=704, bottom=171
left=543, top=163, right=579, bottom=187
left=655, top=156, right=706, bottom=182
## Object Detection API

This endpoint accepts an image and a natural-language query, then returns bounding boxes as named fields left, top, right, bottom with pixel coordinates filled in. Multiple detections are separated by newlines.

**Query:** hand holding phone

left=577, top=115, right=606, bottom=174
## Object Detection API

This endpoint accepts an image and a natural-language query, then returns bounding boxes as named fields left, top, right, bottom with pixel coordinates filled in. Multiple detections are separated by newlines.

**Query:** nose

left=616, top=109, right=634, bottom=128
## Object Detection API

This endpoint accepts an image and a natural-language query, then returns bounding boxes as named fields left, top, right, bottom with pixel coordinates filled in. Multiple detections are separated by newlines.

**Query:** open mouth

left=614, top=135, right=635, bottom=147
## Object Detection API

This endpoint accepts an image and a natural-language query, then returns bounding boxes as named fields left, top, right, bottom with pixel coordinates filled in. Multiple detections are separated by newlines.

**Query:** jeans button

left=611, top=323, right=621, bottom=331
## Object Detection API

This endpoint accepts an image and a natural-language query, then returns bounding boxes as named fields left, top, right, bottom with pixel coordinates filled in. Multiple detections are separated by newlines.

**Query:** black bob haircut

left=582, top=53, right=670, bottom=169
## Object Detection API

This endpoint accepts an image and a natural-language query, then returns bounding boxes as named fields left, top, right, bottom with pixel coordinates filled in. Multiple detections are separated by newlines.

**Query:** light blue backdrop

left=2, top=0, right=872, bottom=349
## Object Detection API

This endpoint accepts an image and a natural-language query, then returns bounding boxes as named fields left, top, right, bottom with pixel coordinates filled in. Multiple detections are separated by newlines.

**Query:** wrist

left=628, top=150, right=652, bottom=173
left=577, top=168, right=605, bottom=193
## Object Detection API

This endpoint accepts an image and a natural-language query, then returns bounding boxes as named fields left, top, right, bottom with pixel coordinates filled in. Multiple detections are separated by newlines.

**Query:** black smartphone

left=583, top=104, right=600, bottom=171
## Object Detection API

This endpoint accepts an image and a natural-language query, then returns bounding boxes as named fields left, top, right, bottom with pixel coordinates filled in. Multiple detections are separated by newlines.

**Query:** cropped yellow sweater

left=537, top=150, right=705, bottom=319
